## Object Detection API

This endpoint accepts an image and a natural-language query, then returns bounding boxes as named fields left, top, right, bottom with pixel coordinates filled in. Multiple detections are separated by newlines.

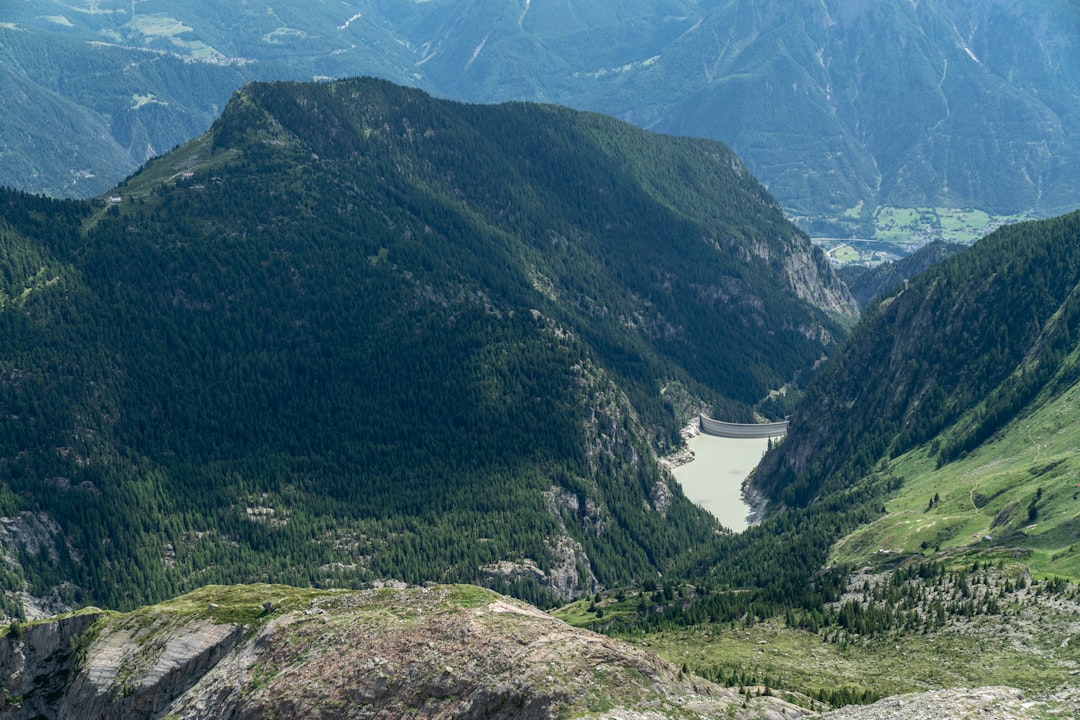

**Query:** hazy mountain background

left=3, top=0, right=1080, bottom=230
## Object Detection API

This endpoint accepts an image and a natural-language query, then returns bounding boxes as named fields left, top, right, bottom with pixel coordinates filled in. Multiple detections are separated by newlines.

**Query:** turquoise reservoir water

left=671, top=433, right=771, bottom=532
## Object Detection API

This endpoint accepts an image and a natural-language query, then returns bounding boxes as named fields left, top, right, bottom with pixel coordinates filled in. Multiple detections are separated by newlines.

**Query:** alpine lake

left=670, top=433, right=772, bottom=532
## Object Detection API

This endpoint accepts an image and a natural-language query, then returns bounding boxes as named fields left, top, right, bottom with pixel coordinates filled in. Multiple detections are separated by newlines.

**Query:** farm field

left=809, top=206, right=1033, bottom=266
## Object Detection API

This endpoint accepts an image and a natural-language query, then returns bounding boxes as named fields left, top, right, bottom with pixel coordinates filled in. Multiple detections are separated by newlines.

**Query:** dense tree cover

left=753, top=210, right=1080, bottom=509
left=0, top=78, right=849, bottom=612
left=605, top=470, right=899, bottom=634
left=583, top=210, right=1080, bottom=639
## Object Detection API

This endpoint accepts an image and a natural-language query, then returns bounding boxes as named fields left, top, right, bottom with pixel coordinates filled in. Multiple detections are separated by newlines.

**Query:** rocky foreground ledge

left=0, top=583, right=1073, bottom=720
left=0, top=584, right=807, bottom=720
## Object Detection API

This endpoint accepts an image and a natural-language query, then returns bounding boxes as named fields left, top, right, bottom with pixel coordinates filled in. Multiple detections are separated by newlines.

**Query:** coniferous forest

left=0, top=77, right=854, bottom=613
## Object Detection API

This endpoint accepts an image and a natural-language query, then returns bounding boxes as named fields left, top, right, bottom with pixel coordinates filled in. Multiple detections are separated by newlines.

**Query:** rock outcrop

left=0, top=584, right=807, bottom=720
left=0, top=610, right=102, bottom=719
left=4, top=584, right=1074, bottom=720
left=819, top=686, right=1080, bottom=720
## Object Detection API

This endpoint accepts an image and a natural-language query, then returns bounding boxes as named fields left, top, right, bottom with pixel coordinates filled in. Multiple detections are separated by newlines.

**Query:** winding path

left=699, top=414, right=788, bottom=439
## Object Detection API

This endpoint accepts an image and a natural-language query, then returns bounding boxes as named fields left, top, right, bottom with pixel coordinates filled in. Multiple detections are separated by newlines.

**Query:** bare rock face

left=58, top=616, right=244, bottom=720
left=0, top=610, right=102, bottom=719
left=0, top=606, right=245, bottom=720
left=0, top=513, right=66, bottom=566
left=0, top=584, right=808, bottom=720
left=479, top=535, right=599, bottom=602
left=780, top=242, right=859, bottom=321
left=0, top=512, right=79, bottom=624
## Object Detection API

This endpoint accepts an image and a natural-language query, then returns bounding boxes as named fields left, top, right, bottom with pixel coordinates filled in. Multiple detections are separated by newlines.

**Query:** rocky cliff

left=0, top=584, right=807, bottom=720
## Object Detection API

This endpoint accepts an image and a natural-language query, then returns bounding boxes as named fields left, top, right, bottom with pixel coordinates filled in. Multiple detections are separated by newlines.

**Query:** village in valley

left=810, top=205, right=1029, bottom=267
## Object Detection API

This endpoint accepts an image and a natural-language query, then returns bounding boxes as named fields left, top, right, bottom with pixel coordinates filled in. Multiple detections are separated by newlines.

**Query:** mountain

left=5, top=1, right=1080, bottom=225
left=0, top=55, right=132, bottom=199
left=404, top=0, right=1080, bottom=220
left=750, top=210, right=1080, bottom=575
left=0, top=77, right=854, bottom=617
left=0, top=25, right=290, bottom=197
left=837, top=241, right=966, bottom=309
left=649, top=0, right=1080, bottom=222
left=589, top=211, right=1080, bottom=710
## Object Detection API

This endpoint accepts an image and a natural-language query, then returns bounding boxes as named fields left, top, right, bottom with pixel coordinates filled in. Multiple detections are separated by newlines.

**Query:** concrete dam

left=699, top=414, right=788, bottom=439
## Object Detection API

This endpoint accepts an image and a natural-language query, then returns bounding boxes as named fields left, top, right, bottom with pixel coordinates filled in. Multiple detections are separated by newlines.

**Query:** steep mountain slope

left=0, top=77, right=853, bottom=615
left=750, top=211, right=1080, bottom=574
left=837, top=241, right=966, bottom=310
left=0, top=51, right=132, bottom=198
left=832, top=352, right=1080, bottom=578
left=5, top=0, right=1080, bottom=224
left=652, top=0, right=1080, bottom=219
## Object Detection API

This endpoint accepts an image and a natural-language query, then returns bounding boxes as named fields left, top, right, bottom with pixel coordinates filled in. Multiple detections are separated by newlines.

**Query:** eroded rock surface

left=13, top=585, right=1071, bottom=720
left=818, top=686, right=1080, bottom=720
left=1, top=585, right=806, bottom=720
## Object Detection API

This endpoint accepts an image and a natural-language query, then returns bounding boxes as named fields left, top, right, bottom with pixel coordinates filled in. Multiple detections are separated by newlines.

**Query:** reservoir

left=671, top=432, right=772, bottom=532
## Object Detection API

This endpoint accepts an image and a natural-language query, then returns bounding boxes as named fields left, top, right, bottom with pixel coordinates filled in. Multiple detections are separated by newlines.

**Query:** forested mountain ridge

left=0, top=77, right=853, bottom=618
left=837, top=241, right=966, bottom=310
left=4, top=0, right=1080, bottom=229
left=750, top=210, right=1080, bottom=576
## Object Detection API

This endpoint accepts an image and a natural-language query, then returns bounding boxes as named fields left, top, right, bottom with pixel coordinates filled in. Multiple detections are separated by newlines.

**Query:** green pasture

left=813, top=205, right=1039, bottom=264
left=826, top=244, right=861, bottom=264
left=830, top=357, right=1080, bottom=580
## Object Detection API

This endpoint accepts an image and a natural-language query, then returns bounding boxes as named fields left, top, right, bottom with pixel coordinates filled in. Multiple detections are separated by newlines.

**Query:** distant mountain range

left=3, top=0, right=1080, bottom=225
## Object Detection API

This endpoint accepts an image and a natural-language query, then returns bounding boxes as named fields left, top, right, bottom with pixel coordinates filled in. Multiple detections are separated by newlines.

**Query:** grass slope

left=832, top=345, right=1080, bottom=579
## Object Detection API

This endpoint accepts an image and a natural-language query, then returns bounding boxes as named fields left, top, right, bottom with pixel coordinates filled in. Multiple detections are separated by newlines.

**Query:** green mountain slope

left=0, top=51, right=132, bottom=198
left=0, top=77, right=853, bottom=615
left=751, top=210, right=1080, bottom=575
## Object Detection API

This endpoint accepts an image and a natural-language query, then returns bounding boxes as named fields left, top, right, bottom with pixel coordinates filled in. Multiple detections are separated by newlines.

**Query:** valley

left=0, top=77, right=854, bottom=619
left=670, top=430, right=767, bottom=533
left=812, top=206, right=1031, bottom=267
left=1, top=2, right=1080, bottom=716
